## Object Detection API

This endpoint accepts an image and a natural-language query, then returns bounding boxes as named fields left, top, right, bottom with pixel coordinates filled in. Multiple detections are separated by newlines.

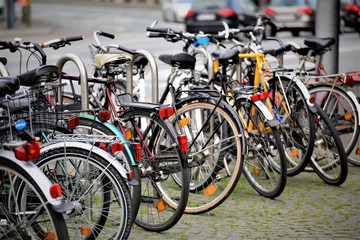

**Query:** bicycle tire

left=119, top=109, right=190, bottom=232
left=267, top=76, right=316, bottom=176
left=35, top=146, right=133, bottom=240
left=235, top=97, right=287, bottom=199
left=308, top=84, right=360, bottom=166
left=0, top=159, right=69, bottom=240
left=171, top=100, right=243, bottom=214
left=74, top=117, right=142, bottom=223
left=308, top=104, right=348, bottom=186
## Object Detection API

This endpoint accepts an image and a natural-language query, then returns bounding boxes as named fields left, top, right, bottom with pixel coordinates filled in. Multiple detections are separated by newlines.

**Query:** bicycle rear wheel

left=309, top=105, right=348, bottom=186
left=235, top=98, right=287, bottom=199
left=119, top=109, right=190, bottom=232
left=308, top=84, right=360, bottom=166
left=172, top=100, right=243, bottom=214
left=0, top=159, right=69, bottom=240
left=35, top=146, right=133, bottom=240
left=267, top=76, right=315, bottom=176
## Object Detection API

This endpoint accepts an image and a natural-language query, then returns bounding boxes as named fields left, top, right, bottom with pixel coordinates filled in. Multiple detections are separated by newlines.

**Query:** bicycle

left=0, top=83, right=72, bottom=240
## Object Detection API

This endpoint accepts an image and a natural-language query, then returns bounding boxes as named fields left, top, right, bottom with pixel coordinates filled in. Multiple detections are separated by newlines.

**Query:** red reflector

left=250, top=91, right=269, bottom=102
left=132, top=143, right=142, bottom=161
left=344, top=75, right=355, bottom=88
left=158, top=106, right=174, bottom=119
left=178, top=135, right=188, bottom=153
left=109, top=142, right=124, bottom=153
left=98, top=110, right=111, bottom=122
left=14, top=141, right=41, bottom=161
left=309, top=96, right=315, bottom=104
left=50, top=183, right=62, bottom=198
left=314, top=117, right=320, bottom=124
left=127, top=170, right=134, bottom=181
left=67, top=116, right=80, bottom=129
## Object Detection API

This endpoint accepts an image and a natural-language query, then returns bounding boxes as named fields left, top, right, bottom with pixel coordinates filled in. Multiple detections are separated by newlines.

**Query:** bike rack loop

left=126, top=49, right=159, bottom=103
left=56, top=53, right=89, bottom=109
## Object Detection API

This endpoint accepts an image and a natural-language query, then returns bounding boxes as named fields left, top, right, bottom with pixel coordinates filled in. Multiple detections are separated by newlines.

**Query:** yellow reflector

left=81, top=228, right=92, bottom=236
left=254, top=166, right=261, bottom=175
left=156, top=200, right=166, bottom=212
left=44, top=232, right=56, bottom=240
left=290, top=148, right=299, bottom=157
left=125, top=129, right=132, bottom=140
left=356, top=148, right=360, bottom=155
left=204, top=184, right=217, bottom=196
left=213, top=60, right=219, bottom=73
left=180, top=117, right=189, bottom=128
left=344, top=112, right=353, bottom=121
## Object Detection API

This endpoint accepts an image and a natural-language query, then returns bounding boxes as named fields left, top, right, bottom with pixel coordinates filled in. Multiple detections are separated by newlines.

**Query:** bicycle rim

left=0, top=160, right=69, bottom=240
left=171, top=101, right=243, bottom=214
left=35, top=147, right=132, bottom=239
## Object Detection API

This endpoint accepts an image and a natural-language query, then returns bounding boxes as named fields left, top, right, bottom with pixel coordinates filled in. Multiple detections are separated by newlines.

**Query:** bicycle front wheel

left=119, top=109, right=190, bottom=232
left=0, top=159, right=69, bottom=240
left=172, top=100, right=243, bottom=214
left=309, top=105, right=348, bottom=186
left=236, top=98, right=287, bottom=199
left=35, top=146, right=133, bottom=240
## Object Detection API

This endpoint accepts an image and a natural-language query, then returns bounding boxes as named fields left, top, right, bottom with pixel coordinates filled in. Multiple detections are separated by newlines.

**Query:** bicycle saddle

left=0, top=77, right=20, bottom=98
left=17, top=65, right=59, bottom=86
left=212, top=48, right=239, bottom=63
left=94, top=53, right=132, bottom=68
left=303, top=37, right=336, bottom=51
left=159, top=53, right=196, bottom=70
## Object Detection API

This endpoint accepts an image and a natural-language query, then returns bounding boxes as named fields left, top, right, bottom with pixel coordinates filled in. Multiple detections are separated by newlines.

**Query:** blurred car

left=184, top=0, right=260, bottom=34
left=263, top=0, right=316, bottom=36
left=340, top=0, right=360, bottom=33
left=161, top=0, right=194, bottom=22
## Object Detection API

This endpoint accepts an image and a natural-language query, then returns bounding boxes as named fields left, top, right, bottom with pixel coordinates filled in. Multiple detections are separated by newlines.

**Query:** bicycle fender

left=79, top=114, right=136, bottom=165
left=292, top=77, right=318, bottom=113
left=40, top=141, right=137, bottom=186
left=0, top=150, right=74, bottom=213
left=253, top=100, right=279, bottom=127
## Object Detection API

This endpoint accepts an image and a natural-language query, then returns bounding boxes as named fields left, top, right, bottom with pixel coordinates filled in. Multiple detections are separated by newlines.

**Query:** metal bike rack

left=126, top=49, right=159, bottom=103
left=56, top=53, right=89, bottom=109
left=193, top=47, right=214, bottom=81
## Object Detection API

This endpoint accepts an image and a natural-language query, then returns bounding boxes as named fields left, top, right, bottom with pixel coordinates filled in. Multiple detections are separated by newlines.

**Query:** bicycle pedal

left=315, top=155, right=325, bottom=161
left=216, top=172, right=229, bottom=180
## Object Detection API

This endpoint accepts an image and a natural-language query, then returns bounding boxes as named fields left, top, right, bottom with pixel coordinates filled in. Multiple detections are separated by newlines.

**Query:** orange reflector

left=250, top=91, right=269, bottom=102
left=254, top=166, right=261, bottom=175
left=356, top=148, right=360, bottom=155
left=344, top=112, right=353, bottom=121
left=14, top=139, right=41, bottom=161
left=204, top=184, right=217, bottom=196
left=109, top=142, right=124, bottom=153
left=44, top=231, right=56, bottom=240
left=67, top=116, right=80, bottom=129
left=81, top=228, right=92, bottom=236
left=132, top=143, right=142, bottom=161
left=178, top=135, right=188, bottom=153
left=290, top=148, right=299, bottom=157
left=125, top=129, right=132, bottom=140
left=98, top=110, right=111, bottom=122
left=213, top=59, right=219, bottom=73
left=315, top=155, right=325, bottom=161
left=180, top=117, right=189, bottom=128
left=50, top=183, right=62, bottom=198
left=158, top=106, right=174, bottom=119
left=156, top=200, right=166, bottom=212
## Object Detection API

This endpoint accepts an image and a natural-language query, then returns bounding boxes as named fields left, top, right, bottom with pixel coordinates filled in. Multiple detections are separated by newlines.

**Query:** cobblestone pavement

left=130, top=164, right=360, bottom=239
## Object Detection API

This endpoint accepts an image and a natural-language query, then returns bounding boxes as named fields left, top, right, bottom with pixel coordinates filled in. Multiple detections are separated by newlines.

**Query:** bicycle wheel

left=308, top=84, right=360, bottom=166
left=35, top=146, right=132, bottom=240
left=0, top=159, right=69, bottom=240
left=74, top=117, right=141, bottom=223
left=119, top=109, right=190, bottom=232
left=235, top=98, right=287, bottom=199
left=267, top=76, right=315, bottom=176
left=170, top=100, right=243, bottom=214
left=309, top=105, right=348, bottom=186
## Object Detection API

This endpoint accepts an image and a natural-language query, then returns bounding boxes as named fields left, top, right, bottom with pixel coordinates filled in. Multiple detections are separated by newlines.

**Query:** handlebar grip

left=99, top=31, right=115, bottom=39
left=146, top=27, right=170, bottom=33
left=65, top=35, right=84, bottom=42
left=146, top=32, right=167, bottom=38
left=0, top=41, right=10, bottom=48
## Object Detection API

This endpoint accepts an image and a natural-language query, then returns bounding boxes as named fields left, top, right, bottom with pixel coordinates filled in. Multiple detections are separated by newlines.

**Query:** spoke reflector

left=204, top=184, right=217, bottom=196
left=81, top=228, right=92, bottom=236
left=156, top=200, right=166, bottom=212
left=44, top=232, right=56, bottom=240
left=344, top=112, right=353, bottom=121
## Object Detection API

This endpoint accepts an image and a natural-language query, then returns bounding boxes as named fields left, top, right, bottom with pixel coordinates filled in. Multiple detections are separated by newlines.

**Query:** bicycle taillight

left=14, top=139, right=41, bottom=161
left=178, top=135, right=188, bottom=153
left=67, top=116, right=80, bottom=129
left=50, top=183, right=62, bottom=198
left=344, top=75, right=354, bottom=88
left=98, top=110, right=111, bottom=122
left=158, top=106, right=174, bottom=119
left=250, top=91, right=269, bottom=102
left=132, top=142, right=142, bottom=161
left=109, top=142, right=124, bottom=153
